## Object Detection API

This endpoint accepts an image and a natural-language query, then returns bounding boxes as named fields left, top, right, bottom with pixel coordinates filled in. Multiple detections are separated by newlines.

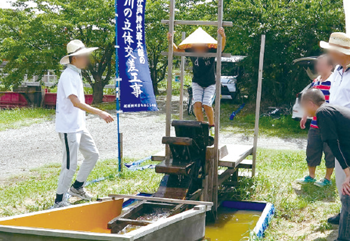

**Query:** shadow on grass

left=292, top=183, right=337, bottom=203
left=220, top=102, right=308, bottom=139
left=312, top=229, right=338, bottom=241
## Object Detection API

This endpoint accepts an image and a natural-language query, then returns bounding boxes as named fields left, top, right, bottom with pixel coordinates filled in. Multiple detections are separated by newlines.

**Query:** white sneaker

left=68, top=186, right=93, bottom=200
left=52, top=201, right=71, bottom=209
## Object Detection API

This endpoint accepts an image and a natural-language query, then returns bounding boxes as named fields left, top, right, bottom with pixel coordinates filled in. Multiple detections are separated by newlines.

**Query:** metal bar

left=119, top=133, right=123, bottom=172
left=165, top=0, right=175, bottom=160
left=252, top=35, right=266, bottom=177
left=161, top=20, right=233, bottom=27
left=115, top=0, right=122, bottom=172
left=161, top=51, right=231, bottom=58
left=179, top=32, right=186, bottom=120
left=108, top=194, right=214, bottom=206
left=213, top=0, right=224, bottom=217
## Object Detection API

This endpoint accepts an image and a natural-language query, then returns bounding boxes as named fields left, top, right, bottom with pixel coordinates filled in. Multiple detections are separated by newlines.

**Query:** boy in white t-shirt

left=54, top=40, right=114, bottom=208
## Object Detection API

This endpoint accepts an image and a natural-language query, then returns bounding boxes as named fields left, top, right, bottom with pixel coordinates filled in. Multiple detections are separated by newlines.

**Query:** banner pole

left=115, top=0, right=122, bottom=172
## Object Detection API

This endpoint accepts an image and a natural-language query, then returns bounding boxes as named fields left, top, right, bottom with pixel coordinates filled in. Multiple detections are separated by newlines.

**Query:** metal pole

left=115, top=0, right=122, bottom=172
left=252, top=34, right=266, bottom=177
left=179, top=32, right=186, bottom=120
left=165, top=0, right=175, bottom=159
left=213, top=0, right=223, bottom=215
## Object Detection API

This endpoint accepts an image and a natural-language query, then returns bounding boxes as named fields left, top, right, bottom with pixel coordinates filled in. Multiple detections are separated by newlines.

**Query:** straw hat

left=178, top=27, right=217, bottom=50
left=320, top=32, right=350, bottom=55
left=60, top=40, right=98, bottom=65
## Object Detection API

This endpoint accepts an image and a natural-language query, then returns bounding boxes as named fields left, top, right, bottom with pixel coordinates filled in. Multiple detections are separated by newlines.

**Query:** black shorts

left=306, top=127, right=335, bottom=168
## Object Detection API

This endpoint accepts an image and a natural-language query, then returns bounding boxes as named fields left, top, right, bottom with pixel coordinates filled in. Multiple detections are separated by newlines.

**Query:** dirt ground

left=0, top=96, right=307, bottom=179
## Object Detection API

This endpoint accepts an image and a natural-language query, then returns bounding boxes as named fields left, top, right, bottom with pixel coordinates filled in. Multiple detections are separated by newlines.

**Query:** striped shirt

left=310, top=75, right=333, bottom=129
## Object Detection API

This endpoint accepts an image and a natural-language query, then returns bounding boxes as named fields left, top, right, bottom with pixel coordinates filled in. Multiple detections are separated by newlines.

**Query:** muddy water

left=204, top=208, right=261, bottom=241
left=118, top=209, right=171, bottom=234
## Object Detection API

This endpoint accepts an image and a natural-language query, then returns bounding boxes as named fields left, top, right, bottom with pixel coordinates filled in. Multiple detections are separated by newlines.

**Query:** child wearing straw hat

left=54, top=40, right=114, bottom=208
left=167, top=27, right=226, bottom=128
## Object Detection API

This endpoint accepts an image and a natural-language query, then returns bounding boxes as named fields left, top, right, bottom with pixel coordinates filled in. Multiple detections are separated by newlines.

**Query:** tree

left=0, top=0, right=115, bottom=104
left=145, top=0, right=217, bottom=95
left=223, top=0, right=345, bottom=105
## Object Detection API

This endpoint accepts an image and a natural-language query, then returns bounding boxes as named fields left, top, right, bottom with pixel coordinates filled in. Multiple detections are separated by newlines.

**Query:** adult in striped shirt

left=296, top=54, right=335, bottom=187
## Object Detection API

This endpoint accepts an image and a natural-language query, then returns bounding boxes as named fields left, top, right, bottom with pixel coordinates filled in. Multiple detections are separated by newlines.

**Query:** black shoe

left=328, top=213, right=340, bottom=225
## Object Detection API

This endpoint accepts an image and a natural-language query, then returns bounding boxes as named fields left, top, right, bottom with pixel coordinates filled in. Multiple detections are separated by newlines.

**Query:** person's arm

left=326, top=140, right=350, bottom=170
left=68, top=95, right=114, bottom=123
left=317, top=109, right=350, bottom=194
left=218, top=27, right=226, bottom=51
left=167, top=32, right=185, bottom=53
left=328, top=139, right=350, bottom=195
left=300, top=114, right=308, bottom=129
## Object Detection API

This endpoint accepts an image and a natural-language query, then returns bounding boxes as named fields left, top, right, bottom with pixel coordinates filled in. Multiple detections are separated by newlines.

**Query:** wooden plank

left=218, top=144, right=253, bottom=168
left=218, top=168, right=235, bottom=185
left=161, top=51, right=232, bottom=58
left=108, top=194, right=213, bottom=206
left=212, top=0, right=224, bottom=217
left=151, top=149, right=166, bottom=161
left=179, top=32, right=186, bottom=120
left=252, top=35, right=266, bottom=177
left=162, top=137, right=193, bottom=146
left=161, top=20, right=233, bottom=27
left=155, top=160, right=194, bottom=175
left=165, top=0, right=175, bottom=160
left=115, top=218, right=152, bottom=226
left=237, top=159, right=253, bottom=169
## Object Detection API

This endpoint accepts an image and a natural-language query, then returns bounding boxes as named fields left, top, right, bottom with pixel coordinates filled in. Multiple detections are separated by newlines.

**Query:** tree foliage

left=222, top=0, right=345, bottom=105
left=0, top=0, right=115, bottom=103
left=0, top=0, right=346, bottom=105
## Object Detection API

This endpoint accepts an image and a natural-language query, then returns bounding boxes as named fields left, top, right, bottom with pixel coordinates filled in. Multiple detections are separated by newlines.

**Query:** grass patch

left=0, top=149, right=340, bottom=240
left=181, top=101, right=307, bottom=138
left=220, top=102, right=307, bottom=138
left=229, top=149, right=340, bottom=240
left=91, top=102, right=116, bottom=111
left=0, top=159, right=162, bottom=217
left=0, top=108, right=55, bottom=131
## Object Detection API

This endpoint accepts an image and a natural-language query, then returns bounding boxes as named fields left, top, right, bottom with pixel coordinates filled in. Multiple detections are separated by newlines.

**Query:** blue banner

left=117, top=0, right=158, bottom=112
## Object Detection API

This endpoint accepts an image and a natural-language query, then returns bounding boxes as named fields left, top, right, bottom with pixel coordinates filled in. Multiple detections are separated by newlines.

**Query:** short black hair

left=301, top=89, right=326, bottom=106
left=69, top=56, right=73, bottom=64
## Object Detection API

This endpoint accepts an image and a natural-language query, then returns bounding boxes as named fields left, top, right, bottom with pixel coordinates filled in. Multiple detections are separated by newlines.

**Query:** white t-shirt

left=55, top=64, right=86, bottom=133
left=329, top=65, right=350, bottom=109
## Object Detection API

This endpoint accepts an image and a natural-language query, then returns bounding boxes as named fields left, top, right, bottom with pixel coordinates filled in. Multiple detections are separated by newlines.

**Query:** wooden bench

left=218, top=144, right=253, bottom=168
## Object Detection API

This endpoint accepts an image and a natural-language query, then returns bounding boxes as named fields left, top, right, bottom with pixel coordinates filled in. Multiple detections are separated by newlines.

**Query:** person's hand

left=342, top=176, right=350, bottom=196
left=167, top=32, right=173, bottom=41
left=218, top=27, right=225, bottom=37
left=99, top=111, right=114, bottom=123
left=300, top=116, right=307, bottom=129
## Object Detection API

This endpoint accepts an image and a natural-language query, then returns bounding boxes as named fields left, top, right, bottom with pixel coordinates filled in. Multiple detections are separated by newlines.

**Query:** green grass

left=231, top=149, right=340, bottom=240
left=0, top=108, right=55, bottom=131
left=180, top=101, right=308, bottom=138
left=220, top=104, right=307, bottom=138
left=0, top=159, right=162, bottom=217
left=0, top=103, right=117, bottom=132
left=0, top=149, right=340, bottom=240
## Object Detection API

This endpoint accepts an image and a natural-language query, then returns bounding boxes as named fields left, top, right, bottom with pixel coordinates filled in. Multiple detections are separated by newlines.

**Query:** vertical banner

left=117, top=0, right=158, bottom=112
left=345, top=0, right=350, bottom=34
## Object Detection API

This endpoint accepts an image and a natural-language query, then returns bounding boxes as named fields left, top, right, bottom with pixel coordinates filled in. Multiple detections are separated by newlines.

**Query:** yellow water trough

left=0, top=198, right=208, bottom=241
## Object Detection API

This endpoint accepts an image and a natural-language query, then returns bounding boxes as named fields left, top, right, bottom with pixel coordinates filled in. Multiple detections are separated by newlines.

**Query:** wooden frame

left=161, top=0, right=265, bottom=217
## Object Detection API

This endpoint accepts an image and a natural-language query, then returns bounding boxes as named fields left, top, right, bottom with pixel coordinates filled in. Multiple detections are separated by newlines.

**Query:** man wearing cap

left=167, top=27, right=226, bottom=129
left=54, top=40, right=114, bottom=208
left=320, top=32, right=350, bottom=225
